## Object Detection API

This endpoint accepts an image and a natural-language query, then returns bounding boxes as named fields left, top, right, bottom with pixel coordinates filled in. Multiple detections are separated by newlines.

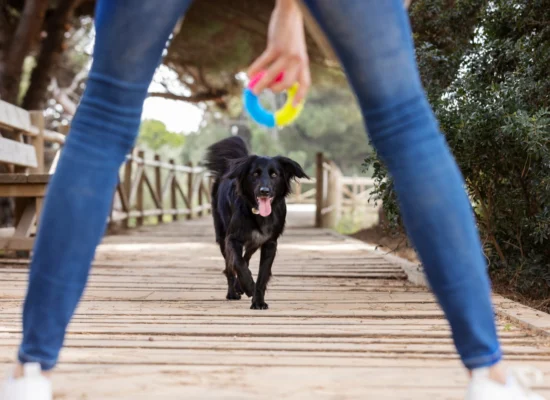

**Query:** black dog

left=205, top=136, right=308, bottom=309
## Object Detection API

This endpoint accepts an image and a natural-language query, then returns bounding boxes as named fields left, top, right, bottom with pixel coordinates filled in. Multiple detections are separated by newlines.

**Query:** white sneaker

left=467, top=366, right=545, bottom=400
left=1, top=363, right=52, bottom=400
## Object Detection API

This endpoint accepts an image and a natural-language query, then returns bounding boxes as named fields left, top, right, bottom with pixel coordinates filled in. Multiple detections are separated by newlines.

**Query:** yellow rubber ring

left=274, top=83, right=304, bottom=127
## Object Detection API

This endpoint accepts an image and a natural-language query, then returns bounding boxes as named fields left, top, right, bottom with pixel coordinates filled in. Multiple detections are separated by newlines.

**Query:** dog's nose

left=259, top=187, right=271, bottom=197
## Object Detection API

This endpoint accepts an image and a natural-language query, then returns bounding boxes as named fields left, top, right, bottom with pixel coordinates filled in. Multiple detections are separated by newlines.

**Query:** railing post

left=169, top=159, right=178, bottom=221
left=136, top=150, right=145, bottom=227
left=295, top=180, right=302, bottom=203
left=122, top=149, right=134, bottom=228
left=352, top=175, right=358, bottom=215
left=28, top=111, right=45, bottom=173
left=187, top=161, right=194, bottom=220
left=315, top=152, right=323, bottom=228
left=326, top=161, right=342, bottom=229
left=198, top=175, right=204, bottom=218
left=154, top=154, right=163, bottom=224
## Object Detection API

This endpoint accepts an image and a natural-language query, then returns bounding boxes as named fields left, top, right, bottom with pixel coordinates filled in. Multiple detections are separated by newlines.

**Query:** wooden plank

left=136, top=163, right=144, bottom=226
left=187, top=162, right=194, bottom=220
left=35, top=197, right=44, bottom=224
left=142, top=171, right=162, bottom=209
left=0, top=100, right=33, bottom=133
left=0, top=174, right=28, bottom=183
left=29, top=111, right=45, bottom=173
left=0, top=237, right=34, bottom=251
left=48, top=147, right=61, bottom=173
left=0, top=182, right=47, bottom=197
left=26, top=174, right=51, bottom=183
left=2, top=209, right=550, bottom=399
left=116, top=183, right=130, bottom=216
left=13, top=200, right=36, bottom=238
left=122, top=149, right=134, bottom=228
left=494, top=295, right=550, bottom=336
left=127, top=164, right=143, bottom=207
left=0, top=228, right=15, bottom=238
left=315, top=152, right=323, bottom=227
left=0, top=137, right=38, bottom=168
left=154, top=154, right=164, bottom=223
left=169, top=159, right=178, bottom=221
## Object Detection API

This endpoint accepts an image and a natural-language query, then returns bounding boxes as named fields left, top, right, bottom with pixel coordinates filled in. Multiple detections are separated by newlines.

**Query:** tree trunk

left=0, top=0, right=49, bottom=104
left=0, top=9, right=13, bottom=76
left=23, top=0, right=81, bottom=110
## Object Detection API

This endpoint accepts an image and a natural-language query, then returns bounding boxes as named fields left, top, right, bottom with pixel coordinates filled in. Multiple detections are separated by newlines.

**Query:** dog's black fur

left=205, top=136, right=308, bottom=309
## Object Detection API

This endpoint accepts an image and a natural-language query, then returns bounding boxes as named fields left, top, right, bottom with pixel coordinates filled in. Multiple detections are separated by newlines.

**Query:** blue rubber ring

left=243, top=88, right=275, bottom=128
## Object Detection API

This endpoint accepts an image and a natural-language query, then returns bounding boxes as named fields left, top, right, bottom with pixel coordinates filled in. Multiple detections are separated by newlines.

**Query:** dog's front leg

left=226, top=237, right=255, bottom=297
left=251, top=241, right=277, bottom=310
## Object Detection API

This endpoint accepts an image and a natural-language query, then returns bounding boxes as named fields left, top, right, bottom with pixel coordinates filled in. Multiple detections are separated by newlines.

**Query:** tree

left=365, top=0, right=550, bottom=303
left=280, top=86, right=373, bottom=175
left=22, top=0, right=81, bottom=110
left=364, top=0, right=489, bottom=233
left=138, top=119, right=185, bottom=156
left=0, top=0, right=49, bottom=103
left=437, top=0, right=550, bottom=298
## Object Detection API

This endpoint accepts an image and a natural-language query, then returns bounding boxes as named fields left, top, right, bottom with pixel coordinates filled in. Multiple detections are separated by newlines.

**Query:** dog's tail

left=204, top=136, right=249, bottom=178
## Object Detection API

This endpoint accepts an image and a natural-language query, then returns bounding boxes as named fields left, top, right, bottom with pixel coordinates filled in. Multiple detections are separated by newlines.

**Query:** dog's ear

left=274, top=156, right=309, bottom=181
left=224, top=156, right=255, bottom=180
left=274, top=156, right=309, bottom=197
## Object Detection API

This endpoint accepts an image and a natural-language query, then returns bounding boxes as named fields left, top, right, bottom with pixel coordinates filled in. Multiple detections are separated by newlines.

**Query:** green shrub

left=364, top=0, right=550, bottom=301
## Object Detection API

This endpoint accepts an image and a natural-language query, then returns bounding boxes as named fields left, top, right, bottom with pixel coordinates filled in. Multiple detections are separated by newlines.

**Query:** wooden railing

left=0, top=100, right=211, bottom=251
left=0, top=99, right=67, bottom=175
left=110, top=150, right=211, bottom=229
left=287, top=152, right=376, bottom=229
left=1, top=97, right=372, bottom=241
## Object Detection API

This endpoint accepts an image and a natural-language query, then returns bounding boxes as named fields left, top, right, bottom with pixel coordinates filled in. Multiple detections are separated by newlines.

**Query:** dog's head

left=225, top=156, right=309, bottom=217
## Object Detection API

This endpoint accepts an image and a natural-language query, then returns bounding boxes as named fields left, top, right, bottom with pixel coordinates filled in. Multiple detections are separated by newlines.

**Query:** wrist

left=276, top=0, right=301, bottom=13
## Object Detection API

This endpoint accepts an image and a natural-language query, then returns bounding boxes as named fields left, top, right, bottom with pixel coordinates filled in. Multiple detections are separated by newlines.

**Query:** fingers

left=252, top=57, right=288, bottom=95
left=247, top=49, right=277, bottom=83
left=294, top=67, right=311, bottom=105
left=270, top=63, right=299, bottom=93
left=248, top=50, right=310, bottom=104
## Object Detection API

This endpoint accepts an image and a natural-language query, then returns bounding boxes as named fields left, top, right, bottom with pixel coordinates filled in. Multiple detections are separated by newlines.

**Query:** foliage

left=137, top=119, right=185, bottom=160
left=178, top=85, right=373, bottom=176
left=410, top=0, right=489, bottom=101
left=364, top=0, right=550, bottom=301
left=280, top=85, right=373, bottom=175
left=179, top=119, right=230, bottom=165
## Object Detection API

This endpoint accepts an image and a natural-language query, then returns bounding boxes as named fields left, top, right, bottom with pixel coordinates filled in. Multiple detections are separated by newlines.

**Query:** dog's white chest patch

left=250, top=230, right=271, bottom=246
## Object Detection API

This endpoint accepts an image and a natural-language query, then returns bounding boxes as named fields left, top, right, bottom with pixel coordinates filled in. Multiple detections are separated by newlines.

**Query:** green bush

left=364, top=0, right=550, bottom=301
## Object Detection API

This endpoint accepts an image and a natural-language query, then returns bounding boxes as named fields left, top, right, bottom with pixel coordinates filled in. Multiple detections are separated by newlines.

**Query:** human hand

left=247, top=0, right=311, bottom=105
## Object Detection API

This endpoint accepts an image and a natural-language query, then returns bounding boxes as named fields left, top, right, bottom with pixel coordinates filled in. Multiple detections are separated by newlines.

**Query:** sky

left=80, top=27, right=203, bottom=135
left=142, top=97, right=203, bottom=134
left=141, top=74, right=205, bottom=134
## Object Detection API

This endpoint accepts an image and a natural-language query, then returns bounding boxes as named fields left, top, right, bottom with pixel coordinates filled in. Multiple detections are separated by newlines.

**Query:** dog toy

left=243, top=71, right=304, bottom=128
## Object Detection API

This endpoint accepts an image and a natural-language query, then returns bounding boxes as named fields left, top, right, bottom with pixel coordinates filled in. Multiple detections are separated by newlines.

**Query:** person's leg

left=17, top=0, right=194, bottom=372
left=302, top=0, right=500, bottom=370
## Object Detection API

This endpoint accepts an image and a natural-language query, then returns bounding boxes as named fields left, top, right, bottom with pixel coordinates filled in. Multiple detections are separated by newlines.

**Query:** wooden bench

left=0, top=100, right=65, bottom=252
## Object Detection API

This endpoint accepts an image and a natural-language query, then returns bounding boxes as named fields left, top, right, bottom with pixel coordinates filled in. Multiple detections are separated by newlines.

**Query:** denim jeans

left=19, top=0, right=501, bottom=371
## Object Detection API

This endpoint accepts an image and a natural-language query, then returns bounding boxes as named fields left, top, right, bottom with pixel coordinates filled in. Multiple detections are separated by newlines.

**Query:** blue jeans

left=19, top=0, right=501, bottom=371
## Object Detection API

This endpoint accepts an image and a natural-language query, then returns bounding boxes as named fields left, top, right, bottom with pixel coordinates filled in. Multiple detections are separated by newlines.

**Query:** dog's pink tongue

left=257, top=198, right=272, bottom=217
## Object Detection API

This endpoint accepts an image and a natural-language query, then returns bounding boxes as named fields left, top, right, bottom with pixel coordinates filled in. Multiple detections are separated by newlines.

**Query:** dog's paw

left=238, top=275, right=255, bottom=298
left=250, top=300, right=269, bottom=310
left=234, top=279, right=245, bottom=295
left=242, top=281, right=255, bottom=298
left=226, top=291, right=242, bottom=301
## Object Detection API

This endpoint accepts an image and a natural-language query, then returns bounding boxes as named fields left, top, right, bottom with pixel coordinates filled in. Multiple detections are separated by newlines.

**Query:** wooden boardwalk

left=1, top=207, right=550, bottom=399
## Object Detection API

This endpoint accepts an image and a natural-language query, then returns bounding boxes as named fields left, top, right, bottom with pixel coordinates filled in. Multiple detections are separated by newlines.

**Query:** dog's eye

left=270, top=172, right=277, bottom=178
left=253, top=171, right=260, bottom=177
